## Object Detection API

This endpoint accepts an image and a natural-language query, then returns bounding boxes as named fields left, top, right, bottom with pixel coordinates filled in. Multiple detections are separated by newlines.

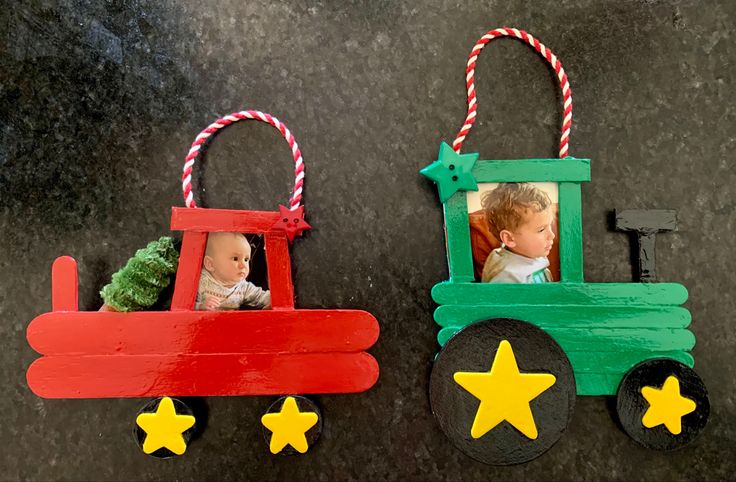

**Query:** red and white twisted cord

left=453, top=27, right=573, bottom=158
left=182, top=110, right=305, bottom=210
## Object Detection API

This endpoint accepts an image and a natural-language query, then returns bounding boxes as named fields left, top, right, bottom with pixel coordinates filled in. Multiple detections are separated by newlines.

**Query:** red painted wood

left=52, top=256, right=78, bottom=312
left=170, top=231, right=208, bottom=311
left=27, top=309, right=379, bottom=355
left=27, top=352, right=379, bottom=398
left=265, top=234, right=295, bottom=309
left=171, top=207, right=284, bottom=234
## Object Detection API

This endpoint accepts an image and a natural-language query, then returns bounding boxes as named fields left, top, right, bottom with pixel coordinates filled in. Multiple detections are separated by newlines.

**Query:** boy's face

left=204, top=233, right=251, bottom=286
left=502, top=207, right=555, bottom=259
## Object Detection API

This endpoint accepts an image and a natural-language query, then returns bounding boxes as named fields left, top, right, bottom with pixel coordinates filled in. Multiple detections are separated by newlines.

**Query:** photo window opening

left=466, top=182, right=560, bottom=283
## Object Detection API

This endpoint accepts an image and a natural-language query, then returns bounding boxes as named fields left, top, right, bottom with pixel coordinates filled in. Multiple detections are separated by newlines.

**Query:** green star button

left=420, top=142, right=479, bottom=202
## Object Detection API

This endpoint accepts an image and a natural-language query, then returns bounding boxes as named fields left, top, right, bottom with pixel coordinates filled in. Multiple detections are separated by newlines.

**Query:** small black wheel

left=261, top=396, right=322, bottom=455
left=429, top=318, right=576, bottom=465
left=134, top=397, right=197, bottom=458
left=616, top=358, right=709, bottom=450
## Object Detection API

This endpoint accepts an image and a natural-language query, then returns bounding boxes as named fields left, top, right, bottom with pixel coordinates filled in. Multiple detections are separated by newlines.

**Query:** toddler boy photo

left=480, top=183, right=556, bottom=283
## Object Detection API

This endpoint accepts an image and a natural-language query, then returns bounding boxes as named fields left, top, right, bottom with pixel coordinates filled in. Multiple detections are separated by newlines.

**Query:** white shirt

left=481, top=247, right=552, bottom=283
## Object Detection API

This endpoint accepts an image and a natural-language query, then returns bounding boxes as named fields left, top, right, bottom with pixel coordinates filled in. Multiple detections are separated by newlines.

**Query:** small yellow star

left=641, top=375, right=696, bottom=435
left=135, top=397, right=195, bottom=455
left=261, top=397, right=319, bottom=454
left=454, top=340, right=556, bottom=439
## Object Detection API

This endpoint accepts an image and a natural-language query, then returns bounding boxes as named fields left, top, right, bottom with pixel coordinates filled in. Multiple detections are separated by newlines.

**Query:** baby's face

left=507, top=207, right=555, bottom=258
left=206, top=233, right=251, bottom=286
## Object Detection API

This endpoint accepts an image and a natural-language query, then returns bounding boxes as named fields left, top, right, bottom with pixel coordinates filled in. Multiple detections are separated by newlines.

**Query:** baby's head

left=203, top=232, right=252, bottom=286
left=481, top=183, right=555, bottom=259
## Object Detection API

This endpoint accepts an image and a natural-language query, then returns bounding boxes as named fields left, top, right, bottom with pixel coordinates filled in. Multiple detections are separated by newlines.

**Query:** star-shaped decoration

left=641, top=375, right=697, bottom=435
left=453, top=340, right=556, bottom=440
left=261, top=396, right=319, bottom=454
left=271, top=204, right=311, bottom=242
left=420, top=141, right=479, bottom=202
left=135, top=397, right=196, bottom=455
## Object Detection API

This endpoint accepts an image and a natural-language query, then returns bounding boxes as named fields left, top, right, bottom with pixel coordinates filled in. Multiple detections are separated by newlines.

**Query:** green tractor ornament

left=422, top=28, right=709, bottom=465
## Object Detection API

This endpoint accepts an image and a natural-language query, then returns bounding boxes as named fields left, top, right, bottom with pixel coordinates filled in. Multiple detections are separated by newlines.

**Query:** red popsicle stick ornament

left=26, top=110, right=380, bottom=456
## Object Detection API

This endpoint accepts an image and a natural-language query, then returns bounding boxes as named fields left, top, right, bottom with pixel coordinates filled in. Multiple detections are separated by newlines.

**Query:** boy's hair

left=481, top=183, right=552, bottom=239
left=205, top=232, right=249, bottom=256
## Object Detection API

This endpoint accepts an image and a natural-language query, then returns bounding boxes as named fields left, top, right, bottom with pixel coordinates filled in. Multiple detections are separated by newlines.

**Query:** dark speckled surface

left=2, top=1, right=735, bottom=480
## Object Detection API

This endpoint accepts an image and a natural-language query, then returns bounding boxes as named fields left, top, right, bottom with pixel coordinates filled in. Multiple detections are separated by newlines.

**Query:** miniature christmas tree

left=100, top=237, right=179, bottom=312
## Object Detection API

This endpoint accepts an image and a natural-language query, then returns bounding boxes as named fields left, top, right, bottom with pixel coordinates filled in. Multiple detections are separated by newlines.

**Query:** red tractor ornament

left=25, top=111, right=380, bottom=457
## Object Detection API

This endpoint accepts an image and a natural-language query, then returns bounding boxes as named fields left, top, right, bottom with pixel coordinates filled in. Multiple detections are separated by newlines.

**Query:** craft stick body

left=424, top=28, right=708, bottom=464
left=26, top=111, right=380, bottom=400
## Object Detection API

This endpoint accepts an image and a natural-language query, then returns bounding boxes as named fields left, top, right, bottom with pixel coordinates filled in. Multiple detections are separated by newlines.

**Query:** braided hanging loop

left=181, top=110, right=305, bottom=210
left=453, top=27, right=573, bottom=158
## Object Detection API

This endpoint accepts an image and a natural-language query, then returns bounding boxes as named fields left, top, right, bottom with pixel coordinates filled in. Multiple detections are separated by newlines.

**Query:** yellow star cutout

left=261, top=397, right=319, bottom=454
left=135, top=397, right=196, bottom=455
left=453, top=340, right=556, bottom=440
left=641, top=375, right=696, bottom=435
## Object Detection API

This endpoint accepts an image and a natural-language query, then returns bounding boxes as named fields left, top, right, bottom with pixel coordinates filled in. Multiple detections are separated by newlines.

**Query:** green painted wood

left=431, top=282, right=689, bottom=306
left=443, top=193, right=474, bottom=282
left=471, top=158, right=591, bottom=183
left=433, top=304, right=691, bottom=329
left=435, top=324, right=694, bottom=397
left=435, top=326, right=694, bottom=396
left=559, top=182, right=584, bottom=283
left=437, top=326, right=695, bottom=352
left=566, top=351, right=694, bottom=373
left=433, top=333, right=691, bottom=374
left=437, top=326, right=458, bottom=346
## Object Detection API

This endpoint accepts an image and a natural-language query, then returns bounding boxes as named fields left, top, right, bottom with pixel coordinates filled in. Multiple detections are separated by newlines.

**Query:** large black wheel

left=134, top=397, right=197, bottom=458
left=429, top=318, right=576, bottom=465
left=261, top=395, right=322, bottom=455
left=616, top=358, right=709, bottom=450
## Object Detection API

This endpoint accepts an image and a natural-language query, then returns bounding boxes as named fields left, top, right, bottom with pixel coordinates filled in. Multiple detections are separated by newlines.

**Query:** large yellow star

left=453, top=340, right=556, bottom=440
left=641, top=375, right=696, bottom=435
left=261, top=397, right=319, bottom=454
left=135, top=397, right=196, bottom=455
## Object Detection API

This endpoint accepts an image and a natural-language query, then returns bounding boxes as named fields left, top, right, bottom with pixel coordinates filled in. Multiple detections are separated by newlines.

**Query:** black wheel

left=616, top=358, right=709, bottom=450
left=429, top=318, right=576, bottom=465
left=261, top=396, right=322, bottom=455
left=134, top=397, right=197, bottom=458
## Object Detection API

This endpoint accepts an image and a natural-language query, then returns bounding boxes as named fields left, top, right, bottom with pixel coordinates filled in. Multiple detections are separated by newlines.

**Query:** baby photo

left=196, top=232, right=271, bottom=310
left=467, top=182, right=559, bottom=283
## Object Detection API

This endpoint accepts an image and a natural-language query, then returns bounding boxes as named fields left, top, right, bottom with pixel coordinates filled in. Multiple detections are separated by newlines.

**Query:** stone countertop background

left=1, top=1, right=734, bottom=480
